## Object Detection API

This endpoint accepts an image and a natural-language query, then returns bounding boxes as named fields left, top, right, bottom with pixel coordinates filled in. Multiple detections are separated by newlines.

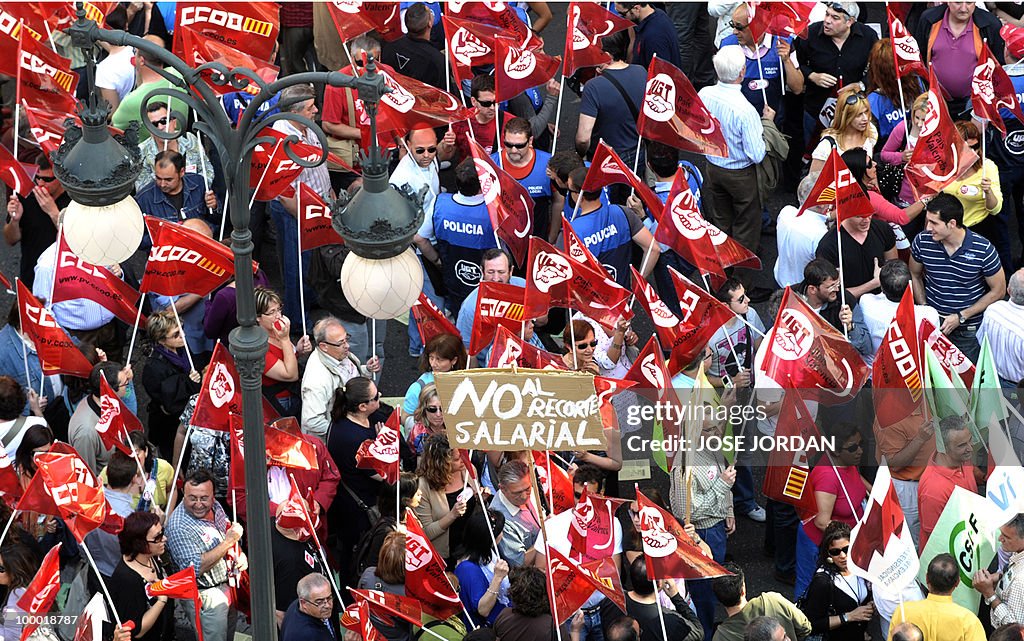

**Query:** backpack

left=756, top=116, right=790, bottom=206
left=349, top=517, right=395, bottom=586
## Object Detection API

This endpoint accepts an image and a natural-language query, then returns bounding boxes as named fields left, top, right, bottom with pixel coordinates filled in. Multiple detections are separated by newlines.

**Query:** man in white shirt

left=774, top=172, right=831, bottom=288
left=978, top=268, right=1024, bottom=386
left=858, top=260, right=940, bottom=369
left=390, top=127, right=455, bottom=357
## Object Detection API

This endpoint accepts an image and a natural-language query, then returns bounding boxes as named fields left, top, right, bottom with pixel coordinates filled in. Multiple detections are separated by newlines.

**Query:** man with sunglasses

left=135, top=101, right=212, bottom=192
left=4, top=155, right=68, bottom=288
left=491, top=117, right=554, bottom=240
left=794, top=2, right=876, bottom=141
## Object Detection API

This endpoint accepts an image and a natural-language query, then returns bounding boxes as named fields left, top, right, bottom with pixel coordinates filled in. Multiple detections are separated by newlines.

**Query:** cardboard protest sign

left=434, top=369, right=606, bottom=452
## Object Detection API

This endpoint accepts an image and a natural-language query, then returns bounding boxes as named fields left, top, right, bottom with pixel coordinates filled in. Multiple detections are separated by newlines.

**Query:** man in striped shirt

left=909, top=193, right=1006, bottom=363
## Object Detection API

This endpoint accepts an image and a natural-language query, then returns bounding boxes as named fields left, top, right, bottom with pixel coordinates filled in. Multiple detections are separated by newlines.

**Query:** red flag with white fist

left=638, top=56, right=728, bottom=158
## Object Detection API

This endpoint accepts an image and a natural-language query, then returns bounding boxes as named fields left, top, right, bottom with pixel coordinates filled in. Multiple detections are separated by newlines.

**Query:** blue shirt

left=568, top=203, right=639, bottom=289
left=633, top=8, right=681, bottom=69
left=910, top=229, right=1002, bottom=325
left=697, top=82, right=767, bottom=169
left=134, top=173, right=221, bottom=237
left=868, top=91, right=904, bottom=141
left=579, top=65, right=647, bottom=157
left=720, top=34, right=789, bottom=116
left=280, top=599, right=335, bottom=641
left=433, top=193, right=497, bottom=312
left=221, top=92, right=280, bottom=126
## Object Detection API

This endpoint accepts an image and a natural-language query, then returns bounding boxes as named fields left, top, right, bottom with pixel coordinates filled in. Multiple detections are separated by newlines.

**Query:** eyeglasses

left=575, top=340, right=598, bottom=350
left=503, top=140, right=529, bottom=149
left=828, top=545, right=850, bottom=557
left=844, top=92, right=867, bottom=106
left=425, top=406, right=442, bottom=414
left=148, top=530, right=166, bottom=543
left=35, top=175, right=56, bottom=183
left=261, top=307, right=282, bottom=317
left=476, top=100, right=496, bottom=108
left=302, top=596, right=334, bottom=608
left=629, top=508, right=640, bottom=518
left=0, top=565, right=7, bottom=573
left=166, top=330, right=182, bottom=339
left=363, top=392, right=381, bottom=404
left=320, top=337, right=349, bottom=347
left=842, top=441, right=863, bottom=453
left=825, top=2, right=850, bottom=16
left=732, top=294, right=749, bottom=304
left=150, top=117, right=169, bottom=127
left=729, top=20, right=749, bottom=30
left=414, top=146, right=437, bottom=154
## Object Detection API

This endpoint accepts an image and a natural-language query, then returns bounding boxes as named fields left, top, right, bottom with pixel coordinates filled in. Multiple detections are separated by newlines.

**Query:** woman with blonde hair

left=254, top=286, right=312, bottom=417
left=141, top=310, right=201, bottom=457
left=809, top=84, right=878, bottom=176
left=408, top=384, right=446, bottom=455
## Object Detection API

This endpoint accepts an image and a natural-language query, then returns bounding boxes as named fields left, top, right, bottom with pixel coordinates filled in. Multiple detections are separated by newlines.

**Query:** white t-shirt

left=774, top=205, right=828, bottom=288
left=390, top=153, right=440, bottom=242
left=0, top=416, right=47, bottom=459
left=857, top=293, right=940, bottom=369
left=534, top=509, right=623, bottom=609
left=95, top=47, right=136, bottom=101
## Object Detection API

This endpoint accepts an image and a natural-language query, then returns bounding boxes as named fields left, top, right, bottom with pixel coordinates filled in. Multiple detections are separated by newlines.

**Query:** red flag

left=405, top=512, right=463, bottom=620
left=919, top=318, right=976, bottom=387
left=637, top=488, right=731, bottom=579
left=467, top=138, right=533, bottom=265
left=797, top=146, right=874, bottom=222
left=762, top=389, right=819, bottom=519
left=449, top=2, right=536, bottom=47
left=0, top=3, right=63, bottom=44
left=652, top=170, right=761, bottom=280
left=0, top=447, right=23, bottom=506
left=580, top=142, right=664, bottom=218
left=873, top=285, right=925, bottom=429
left=564, top=2, right=633, bottom=77
left=759, top=287, right=869, bottom=405
left=96, top=374, right=138, bottom=456
left=16, top=451, right=108, bottom=542
left=562, top=216, right=607, bottom=275
left=324, top=1, right=402, bottom=43
left=907, top=69, right=979, bottom=199
left=532, top=450, right=575, bottom=514
left=355, top=413, right=401, bottom=484
left=276, top=475, right=320, bottom=541
left=146, top=566, right=204, bottom=641
left=140, top=217, right=237, bottom=297
left=192, top=342, right=240, bottom=432
left=847, top=465, right=919, bottom=592
left=971, top=43, right=1024, bottom=136
left=22, top=104, right=66, bottom=157
left=0, top=271, right=10, bottom=293
left=71, top=593, right=108, bottom=641
left=579, top=555, right=627, bottom=613
left=443, top=15, right=505, bottom=86
left=493, top=36, right=560, bottom=103
left=469, top=282, right=527, bottom=356
left=547, top=545, right=604, bottom=625
left=567, top=486, right=626, bottom=561
left=16, top=280, right=93, bottom=378
left=228, top=414, right=245, bottom=491
left=1003, top=23, right=1024, bottom=60
left=638, top=56, right=729, bottom=158
left=886, top=7, right=926, bottom=80
left=350, top=588, right=425, bottom=629
left=524, top=237, right=632, bottom=333
left=51, top=235, right=147, bottom=327
left=0, top=142, right=35, bottom=198
left=630, top=267, right=695, bottom=375
left=17, top=544, right=62, bottom=641
left=746, top=2, right=815, bottom=43
left=620, top=336, right=671, bottom=402
left=593, top=376, right=636, bottom=432
left=266, top=426, right=319, bottom=471
left=298, top=183, right=339, bottom=251
left=411, top=293, right=461, bottom=349
left=176, top=25, right=279, bottom=97
left=249, top=128, right=336, bottom=201
left=174, top=2, right=278, bottom=61
left=357, top=65, right=472, bottom=137
left=668, top=268, right=737, bottom=368
left=487, top=325, right=569, bottom=370
left=17, top=31, right=78, bottom=112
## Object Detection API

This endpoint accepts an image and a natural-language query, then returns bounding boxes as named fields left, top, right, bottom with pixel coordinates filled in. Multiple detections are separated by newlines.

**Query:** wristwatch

left=957, top=312, right=967, bottom=325
left=986, top=594, right=999, bottom=606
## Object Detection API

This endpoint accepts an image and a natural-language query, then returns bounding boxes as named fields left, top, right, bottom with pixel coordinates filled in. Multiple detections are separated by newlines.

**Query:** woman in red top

left=255, top=287, right=312, bottom=416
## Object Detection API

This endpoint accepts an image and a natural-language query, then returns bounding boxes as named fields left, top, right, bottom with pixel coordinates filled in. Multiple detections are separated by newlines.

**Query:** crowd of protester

left=3, top=2, right=1024, bottom=641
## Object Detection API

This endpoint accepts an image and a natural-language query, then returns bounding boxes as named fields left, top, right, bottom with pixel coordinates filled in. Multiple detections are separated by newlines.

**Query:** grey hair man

left=918, top=415, right=978, bottom=551
left=975, top=514, right=1024, bottom=628
left=979, top=268, right=1024, bottom=386
left=744, top=617, right=788, bottom=641
left=281, top=573, right=336, bottom=641
left=300, top=316, right=380, bottom=440
left=489, top=460, right=540, bottom=567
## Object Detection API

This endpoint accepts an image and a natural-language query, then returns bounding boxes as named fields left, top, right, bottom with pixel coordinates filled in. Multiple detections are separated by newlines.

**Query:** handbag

left=875, top=157, right=905, bottom=203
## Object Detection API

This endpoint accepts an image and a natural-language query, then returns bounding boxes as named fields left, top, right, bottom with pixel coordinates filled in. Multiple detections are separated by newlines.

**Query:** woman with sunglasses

left=409, top=384, right=446, bottom=455
left=111, top=511, right=175, bottom=640
left=561, top=319, right=601, bottom=375
left=141, top=310, right=202, bottom=458
left=795, top=423, right=870, bottom=598
left=800, top=521, right=873, bottom=641
left=401, top=334, right=467, bottom=434
left=809, top=85, right=877, bottom=177
left=0, top=542, right=41, bottom=641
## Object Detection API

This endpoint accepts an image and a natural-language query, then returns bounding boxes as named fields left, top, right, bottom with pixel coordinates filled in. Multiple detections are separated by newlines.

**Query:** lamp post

left=50, top=6, right=412, bottom=641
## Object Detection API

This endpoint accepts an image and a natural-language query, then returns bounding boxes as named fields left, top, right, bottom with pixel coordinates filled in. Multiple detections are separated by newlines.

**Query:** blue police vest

left=492, top=149, right=553, bottom=237
left=720, top=34, right=787, bottom=116
left=568, top=203, right=633, bottom=289
left=433, top=194, right=496, bottom=308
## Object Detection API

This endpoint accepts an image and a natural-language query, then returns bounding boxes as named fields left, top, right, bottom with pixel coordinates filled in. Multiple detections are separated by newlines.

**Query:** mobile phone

left=721, top=374, right=734, bottom=389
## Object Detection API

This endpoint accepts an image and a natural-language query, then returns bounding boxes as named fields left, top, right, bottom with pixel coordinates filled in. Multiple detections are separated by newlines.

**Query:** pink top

left=802, top=464, right=867, bottom=546
left=880, top=120, right=917, bottom=205
left=869, top=190, right=911, bottom=226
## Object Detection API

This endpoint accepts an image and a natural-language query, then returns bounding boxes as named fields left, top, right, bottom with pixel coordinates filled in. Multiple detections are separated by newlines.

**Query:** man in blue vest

left=491, top=117, right=555, bottom=243
left=433, top=159, right=498, bottom=315
left=565, top=166, right=660, bottom=289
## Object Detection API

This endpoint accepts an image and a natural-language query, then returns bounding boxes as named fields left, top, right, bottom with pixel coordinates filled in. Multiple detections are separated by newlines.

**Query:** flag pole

left=80, top=543, right=125, bottom=627
left=544, top=454, right=555, bottom=513
left=551, top=75, right=565, bottom=155
left=568, top=316, right=579, bottom=370
left=248, top=139, right=284, bottom=211
left=47, top=224, right=63, bottom=312
left=535, top=498, right=564, bottom=641
left=168, top=300, right=198, bottom=376
left=833, top=158, right=849, bottom=339
left=683, top=267, right=765, bottom=337
left=289, top=474, right=344, bottom=602
left=632, top=55, right=654, bottom=178
left=754, top=38, right=769, bottom=109
left=0, top=509, right=18, bottom=550
left=125, top=292, right=146, bottom=368
left=464, top=469, right=499, bottom=554
left=654, top=584, right=671, bottom=641
left=164, top=422, right=193, bottom=517
left=14, top=22, right=23, bottom=163
left=296, top=188, right=307, bottom=337
left=699, top=273, right=745, bottom=370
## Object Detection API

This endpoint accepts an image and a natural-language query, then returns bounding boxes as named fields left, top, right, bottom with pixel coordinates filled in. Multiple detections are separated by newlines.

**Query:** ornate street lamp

left=50, top=5, right=422, bottom=640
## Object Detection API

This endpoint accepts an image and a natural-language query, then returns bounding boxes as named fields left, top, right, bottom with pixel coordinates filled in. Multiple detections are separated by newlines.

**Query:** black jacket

left=914, top=5, right=1005, bottom=66
left=141, top=349, right=200, bottom=420
left=802, top=569, right=872, bottom=641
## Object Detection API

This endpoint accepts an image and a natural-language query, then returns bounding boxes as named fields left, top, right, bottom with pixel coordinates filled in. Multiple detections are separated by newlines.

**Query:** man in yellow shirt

left=888, top=554, right=985, bottom=641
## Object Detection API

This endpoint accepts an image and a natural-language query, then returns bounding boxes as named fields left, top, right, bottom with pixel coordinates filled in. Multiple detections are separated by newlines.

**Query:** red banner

left=16, top=451, right=108, bottom=542
left=638, top=56, right=728, bottom=158
left=350, top=588, right=425, bottom=629
left=411, top=293, right=461, bottom=348
left=620, top=336, right=671, bottom=402
left=467, top=138, right=532, bottom=265
left=17, top=31, right=78, bottom=113
left=668, top=268, right=737, bottom=373
left=174, top=2, right=279, bottom=61
left=493, top=36, right=560, bottom=103
left=229, top=414, right=245, bottom=491
left=580, top=142, right=664, bottom=218
left=442, top=15, right=506, bottom=86
left=760, top=287, right=869, bottom=405
left=146, top=566, right=204, bottom=641
left=266, top=426, right=319, bottom=471
left=405, top=512, right=463, bottom=620
left=96, top=374, right=138, bottom=456
left=797, top=146, right=874, bottom=222
left=886, top=7, right=926, bottom=81
left=469, top=282, right=526, bottom=356
left=51, top=236, right=146, bottom=327
left=746, top=2, right=815, bottom=44
left=358, top=65, right=472, bottom=138
left=192, top=342, right=239, bottom=431
left=487, top=325, right=568, bottom=370
left=276, top=476, right=320, bottom=541
left=564, top=1, right=633, bottom=77
left=17, top=280, right=93, bottom=378
left=17, top=544, right=62, bottom=641
left=567, top=486, right=626, bottom=561
left=1003, top=23, right=1024, bottom=60
left=449, top=2, right=536, bottom=46
left=355, top=421, right=401, bottom=484
left=907, top=69, right=979, bottom=199
left=324, top=1, right=402, bottom=43
left=971, top=42, right=1024, bottom=136
left=762, top=389, right=819, bottom=518
left=0, top=448, right=22, bottom=506
left=637, top=488, right=731, bottom=580
left=176, top=24, right=279, bottom=97
left=297, top=182, right=339, bottom=251
left=873, top=285, right=925, bottom=429
left=140, top=217, right=237, bottom=297
left=0, top=143, right=35, bottom=198
left=548, top=545, right=603, bottom=625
